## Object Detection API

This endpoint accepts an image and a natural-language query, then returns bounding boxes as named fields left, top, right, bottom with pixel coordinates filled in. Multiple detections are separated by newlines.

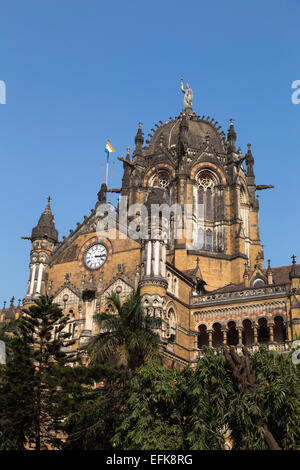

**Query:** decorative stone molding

left=138, top=276, right=168, bottom=290
left=53, top=286, right=80, bottom=308
left=101, top=276, right=133, bottom=300
left=193, top=300, right=287, bottom=329
left=191, top=285, right=287, bottom=305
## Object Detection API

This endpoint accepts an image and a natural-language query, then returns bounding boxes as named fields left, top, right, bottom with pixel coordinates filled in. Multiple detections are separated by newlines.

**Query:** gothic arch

left=143, top=164, right=176, bottom=187
left=190, top=161, right=227, bottom=185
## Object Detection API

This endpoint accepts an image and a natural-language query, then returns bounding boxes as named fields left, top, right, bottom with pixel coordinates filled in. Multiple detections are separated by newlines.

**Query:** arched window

left=149, top=170, right=171, bottom=204
left=212, top=323, right=223, bottom=347
left=258, top=318, right=269, bottom=343
left=198, top=188, right=204, bottom=219
left=195, top=172, right=217, bottom=252
left=273, top=316, right=287, bottom=343
left=206, top=188, right=212, bottom=221
left=198, top=324, right=209, bottom=349
left=167, top=308, right=176, bottom=342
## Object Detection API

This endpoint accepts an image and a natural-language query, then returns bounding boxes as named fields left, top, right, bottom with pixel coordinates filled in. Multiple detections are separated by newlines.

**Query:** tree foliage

left=0, top=296, right=95, bottom=450
left=86, top=291, right=162, bottom=370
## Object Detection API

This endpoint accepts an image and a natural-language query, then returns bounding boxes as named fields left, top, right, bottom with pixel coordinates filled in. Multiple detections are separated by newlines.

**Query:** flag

left=105, top=140, right=115, bottom=153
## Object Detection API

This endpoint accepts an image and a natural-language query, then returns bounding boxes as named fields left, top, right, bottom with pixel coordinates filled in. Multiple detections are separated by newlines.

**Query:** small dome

left=145, top=115, right=225, bottom=154
left=31, top=197, right=58, bottom=243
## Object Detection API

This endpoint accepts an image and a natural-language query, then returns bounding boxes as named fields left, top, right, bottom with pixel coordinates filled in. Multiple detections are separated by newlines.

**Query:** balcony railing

left=191, top=285, right=287, bottom=305
left=194, top=341, right=290, bottom=359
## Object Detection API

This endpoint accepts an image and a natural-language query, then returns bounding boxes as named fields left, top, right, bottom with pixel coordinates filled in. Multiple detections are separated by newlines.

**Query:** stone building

left=1, top=83, right=300, bottom=367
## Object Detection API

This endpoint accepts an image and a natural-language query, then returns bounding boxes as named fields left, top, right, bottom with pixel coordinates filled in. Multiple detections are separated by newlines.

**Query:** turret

left=24, top=197, right=58, bottom=302
left=227, top=117, right=237, bottom=153
left=133, top=122, right=144, bottom=160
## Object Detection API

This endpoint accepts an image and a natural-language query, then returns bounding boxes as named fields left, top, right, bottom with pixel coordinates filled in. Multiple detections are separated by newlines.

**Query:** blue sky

left=1, top=0, right=300, bottom=302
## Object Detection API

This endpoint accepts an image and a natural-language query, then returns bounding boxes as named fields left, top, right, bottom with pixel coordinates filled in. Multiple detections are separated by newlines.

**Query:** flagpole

left=105, top=152, right=109, bottom=186
left=110, top=160, right=115, bottom=204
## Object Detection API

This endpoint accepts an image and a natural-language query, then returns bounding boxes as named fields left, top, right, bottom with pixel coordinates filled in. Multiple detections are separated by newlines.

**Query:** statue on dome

left=181, top=77, right=193, bottom=108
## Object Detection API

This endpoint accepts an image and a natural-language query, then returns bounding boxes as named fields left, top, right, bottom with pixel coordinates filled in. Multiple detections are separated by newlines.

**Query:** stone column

left=253, top=326, right=258, bottom=343
left=160, top=240, right=166, bottom=278
left=208, top=330, right=213, bottom=347
left=153, top=240, right=160, bottom=276
left=269, top=323, right=274, bottom=342
left=286, top=320, right=291, bottom=342
left=36, top=263, right=44, bottom=295
left=146, top=241, right=152, bottom=276
left=237, top=327, right=243, bottom=345
left=28, top=264, right=35, bottom=295
left=29, top=264, right=37, bottom=296
left=222, top=328, right=227, bottom=345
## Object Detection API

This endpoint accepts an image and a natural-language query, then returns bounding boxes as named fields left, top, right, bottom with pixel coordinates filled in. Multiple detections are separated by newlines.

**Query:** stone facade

left=1, top=91, right=300, bottom=367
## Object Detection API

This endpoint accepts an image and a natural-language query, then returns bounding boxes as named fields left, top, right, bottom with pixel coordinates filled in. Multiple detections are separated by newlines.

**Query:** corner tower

left=24, top=197, right=58, bottom=303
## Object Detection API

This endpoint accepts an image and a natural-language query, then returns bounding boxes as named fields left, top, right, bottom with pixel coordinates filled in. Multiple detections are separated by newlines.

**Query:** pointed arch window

left=198, top=188, right=204, bottom=219
left=206, top=188, right=212, bottom=221
left=195, top=172, right=216, bottom=251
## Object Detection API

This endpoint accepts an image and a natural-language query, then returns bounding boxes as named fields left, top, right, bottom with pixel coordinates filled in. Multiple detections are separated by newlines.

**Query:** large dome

left=144, top=113, right=226, bottom=154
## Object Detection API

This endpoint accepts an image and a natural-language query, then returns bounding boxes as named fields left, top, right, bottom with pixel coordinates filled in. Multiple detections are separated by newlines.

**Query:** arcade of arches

left=197, top=316, right=287, bottom=349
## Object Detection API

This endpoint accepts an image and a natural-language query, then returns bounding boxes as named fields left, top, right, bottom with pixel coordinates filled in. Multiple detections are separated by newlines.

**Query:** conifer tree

left=0, top=295, right=95, bottom=450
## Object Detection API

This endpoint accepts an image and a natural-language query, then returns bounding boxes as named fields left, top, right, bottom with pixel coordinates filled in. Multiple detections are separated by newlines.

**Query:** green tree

left=87, top=290, right=162, bottom=371
left=225, top=347, right=300, bottom=450
left=0, top=296, right=95, bottom=450
left=110, top=348, right=300, bottom=450
left=0, top=319, right=36, bottom=450
left=63, top=291, right=162, bottom=449
left=111, top=360, right=186, bottom=450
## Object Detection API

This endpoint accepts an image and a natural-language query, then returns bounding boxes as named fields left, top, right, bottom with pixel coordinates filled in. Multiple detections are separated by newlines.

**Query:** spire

left=245, top=143, right=255, bottom=176
left=97, top=183, right=107, bottom=203
left=266, top=259, right=273, bottom=285
left=289, top=254, right=300, bottom=279
left=192, top=257, right=206, bottom=294
left=227, top=118, right=237, bottom=152
left=126, top=146, right=130, bottom=161
left=134, top=121, right=144, bottom=154
left=31, top=197, right=58, bottom=243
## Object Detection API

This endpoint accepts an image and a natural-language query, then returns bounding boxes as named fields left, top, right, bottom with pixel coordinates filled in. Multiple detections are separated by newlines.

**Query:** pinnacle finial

left=227, top=117, right=237, bottom=152
left=135, top=122, right=144, bottom=152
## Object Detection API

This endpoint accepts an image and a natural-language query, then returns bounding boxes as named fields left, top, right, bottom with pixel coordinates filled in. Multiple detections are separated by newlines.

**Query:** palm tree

left=87, top=290, right=162, bottom=371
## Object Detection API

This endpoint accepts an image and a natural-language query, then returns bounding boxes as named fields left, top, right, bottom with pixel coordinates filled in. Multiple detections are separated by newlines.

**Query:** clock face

left=84, top=243, right=108, bottom=270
